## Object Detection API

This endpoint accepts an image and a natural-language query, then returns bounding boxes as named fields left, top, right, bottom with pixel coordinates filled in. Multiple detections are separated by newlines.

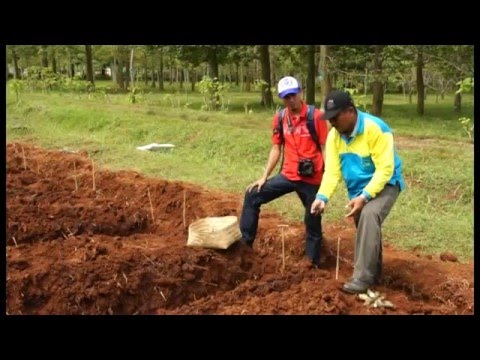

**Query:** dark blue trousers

left=239, top=174, right=322, bottom=265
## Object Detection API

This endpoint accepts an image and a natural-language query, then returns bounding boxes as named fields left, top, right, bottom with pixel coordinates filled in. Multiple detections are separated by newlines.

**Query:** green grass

left=6, top=88, right=474, bottom=261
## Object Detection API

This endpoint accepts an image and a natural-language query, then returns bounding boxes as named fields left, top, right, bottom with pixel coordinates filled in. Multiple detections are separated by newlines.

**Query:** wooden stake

left=21, top=145, right=27, bottom=170
left=73, top=161, right=78, bottom=191
left=183, top=190, right=186, bottom=228
left=91, top=159, right=96, bottom=191
left=147, top=187, right=155, bottom=223
left=277, top=225, right=289, bottom=271
left=336, top=236, right=341, bottom=280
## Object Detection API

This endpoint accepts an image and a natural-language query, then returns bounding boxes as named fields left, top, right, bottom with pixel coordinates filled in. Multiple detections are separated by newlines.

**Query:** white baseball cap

left=277, top=76, right=301, bottom=98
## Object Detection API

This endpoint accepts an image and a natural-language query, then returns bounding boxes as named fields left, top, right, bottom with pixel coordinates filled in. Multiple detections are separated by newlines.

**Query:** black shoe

left=240, top=239, right=253, bottom=248
left=342, top=279, right=370, bottom=294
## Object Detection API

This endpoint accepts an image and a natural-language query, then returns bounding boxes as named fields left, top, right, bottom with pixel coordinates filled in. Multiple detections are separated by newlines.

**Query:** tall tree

left=319, top=45, right=331, bottom=103
left=40, top=45, right=49, bottom=68
left=207, top=46, right=219, bottom=78
left=371, top=45, right=384, bottom=116
left=11, top=46, right=21, bottom=79
left=258, top=45, right=273, bottom=108
left=306, top=45, right=316, bottom=105
left=416, top=46, right=425, bottom=116
left=48, top=46, right=57, bottom=74
left=85, top=45, right=94, bottom=85
left=158, top=47, right=165, bottom=90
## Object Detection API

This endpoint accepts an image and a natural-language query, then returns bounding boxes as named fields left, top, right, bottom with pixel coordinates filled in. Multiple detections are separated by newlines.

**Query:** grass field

left=6, top=83, right=474, bottom=261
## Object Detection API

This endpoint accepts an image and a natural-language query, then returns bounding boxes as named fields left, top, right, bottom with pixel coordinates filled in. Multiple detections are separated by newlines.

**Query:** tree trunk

left=235, top=63, right=239, bottom=86
left=115, top=59, right=124, bottom=89
left=364, top=68, right=369, bottom=96
left=111, top=61, right=116, bottom=83
left=454, top=92, right=462, bottom=112
left=240, top=64, right=244, bottom=91
left=41, top=45, right=49, bottom=68
left=416, top=46, right=425, bottom=116
left=179, top=67, right=184, bottom=90
left=51, top=56, right=57, bottom=74
left=128, top=48, right=134, bottom=89
left=70, top=62, right=75, bottom=79
left=454, top=71, right=463, bottom=112
left=371, top=45, right=384, bottom=117
left=125, top=65, right=131, bottom=89
left=12, top=46, right=21, bottom=79
left=306, top=45, right=316, bottom=105
left=191, top=69, right=196, bottom=92
left=85, top=45, right=94, bottom=85
left=151, top=70, right=156, bottom=88
left=158, top=48, right=164, bottom=91
left=320, top=45, right=331, bottom=102
left=245, top=69, right=251, bottom=92
left=207, top=46, right=219, bottom=79
left=258, top=45, right=273, bottom=108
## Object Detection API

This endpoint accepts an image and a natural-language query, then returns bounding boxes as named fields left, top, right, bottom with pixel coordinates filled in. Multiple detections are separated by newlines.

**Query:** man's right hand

left=246, top=178, right=267, bottom=193
left=310, top=199, right=326, bottom=215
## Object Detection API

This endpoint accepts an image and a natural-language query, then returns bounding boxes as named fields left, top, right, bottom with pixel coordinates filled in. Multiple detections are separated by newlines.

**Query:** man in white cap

left=239, top=76, right=329, bottom=268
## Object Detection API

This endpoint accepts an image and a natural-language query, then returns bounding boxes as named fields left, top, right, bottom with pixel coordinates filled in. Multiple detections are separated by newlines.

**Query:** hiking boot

left=342, top=278, right=370, bottom=294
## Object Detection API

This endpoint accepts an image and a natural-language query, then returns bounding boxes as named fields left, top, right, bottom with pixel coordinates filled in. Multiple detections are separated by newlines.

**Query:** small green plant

left=198, top=76, right=229, bottom=111
left=344, top=87, right=367, bottom=112
left=128, top=87, right=140, bottom=104
left=8, top=79, right=24, bottom=103
left=456, top=77, right=474, bottom=94
left=458, top=117, right=474, bottom=141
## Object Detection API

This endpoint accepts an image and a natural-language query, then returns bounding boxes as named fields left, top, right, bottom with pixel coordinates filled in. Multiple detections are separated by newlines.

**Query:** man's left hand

left=345, top=196, right=367, bottom=218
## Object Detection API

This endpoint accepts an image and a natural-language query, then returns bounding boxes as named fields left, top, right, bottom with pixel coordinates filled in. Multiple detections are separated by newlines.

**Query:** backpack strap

left=306, top=105, right=322, bottom=152
left=277, top=108, right=285, bottom=144
left=277, top=109, right=285, bottom=173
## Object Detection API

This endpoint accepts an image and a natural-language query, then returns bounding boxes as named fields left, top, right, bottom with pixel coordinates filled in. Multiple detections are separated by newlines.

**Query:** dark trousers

left=239, top=174, right=322, bottom=265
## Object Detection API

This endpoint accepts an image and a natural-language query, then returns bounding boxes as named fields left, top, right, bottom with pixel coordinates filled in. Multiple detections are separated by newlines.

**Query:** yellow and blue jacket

left=316, top=110, right=405, bottom=202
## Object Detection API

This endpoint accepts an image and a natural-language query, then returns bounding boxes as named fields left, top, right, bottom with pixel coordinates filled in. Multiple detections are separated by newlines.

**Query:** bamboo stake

left=21, top=145, right=27, bottom=170
left=336, top=236, right=341, bottom=280
left=147, top=187, right=155, bottom=223
left=183, top=190, right=186, bottom=228
left=73, top=161, right=78, bottom=191
left=277, top=225, right=289, bottom=271
left=91, top=159, right=96, bottom=191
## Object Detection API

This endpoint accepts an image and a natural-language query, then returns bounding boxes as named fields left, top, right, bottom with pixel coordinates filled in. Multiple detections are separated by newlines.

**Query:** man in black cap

left=310, top=90, right=405, bottom=294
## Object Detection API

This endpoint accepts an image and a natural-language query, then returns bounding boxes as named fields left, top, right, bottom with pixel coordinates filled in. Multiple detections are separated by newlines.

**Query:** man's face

left=329, top=107, right=356, bottom=135
left=282, top=92, right=302, bottom=111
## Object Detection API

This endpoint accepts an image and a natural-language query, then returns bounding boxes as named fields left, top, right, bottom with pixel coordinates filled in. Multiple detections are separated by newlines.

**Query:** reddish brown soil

left=6, top=143, right=474, bottom=315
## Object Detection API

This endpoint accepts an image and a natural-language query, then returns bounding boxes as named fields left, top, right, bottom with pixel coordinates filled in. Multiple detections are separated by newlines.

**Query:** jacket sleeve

left=362, top=127, right=395, bottom=200
left=316, top=130, right=341, bottom=203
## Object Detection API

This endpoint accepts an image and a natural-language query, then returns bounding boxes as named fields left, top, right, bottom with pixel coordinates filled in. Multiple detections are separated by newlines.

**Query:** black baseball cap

left=322, top=90, right=355, bottom=120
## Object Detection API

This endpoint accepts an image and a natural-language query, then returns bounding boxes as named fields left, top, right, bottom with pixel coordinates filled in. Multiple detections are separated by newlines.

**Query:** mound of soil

left=6, top=143, right=474, bottom=315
